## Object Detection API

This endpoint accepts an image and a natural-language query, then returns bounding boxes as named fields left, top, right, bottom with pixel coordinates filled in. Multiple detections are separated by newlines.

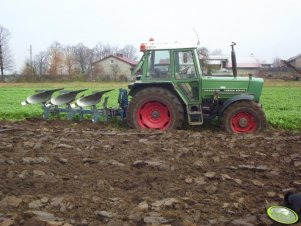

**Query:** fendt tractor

left=126, top=39, right=266, bottom=133
left=22, top=39, right=266, bottom=133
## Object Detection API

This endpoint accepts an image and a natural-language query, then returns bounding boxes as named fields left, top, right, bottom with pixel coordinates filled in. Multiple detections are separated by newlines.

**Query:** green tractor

left=126, top=39, right=266, bottom=133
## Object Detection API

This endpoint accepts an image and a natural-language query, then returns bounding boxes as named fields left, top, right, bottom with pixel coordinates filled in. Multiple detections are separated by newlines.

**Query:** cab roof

left=140, top=40, right=198, bottom=51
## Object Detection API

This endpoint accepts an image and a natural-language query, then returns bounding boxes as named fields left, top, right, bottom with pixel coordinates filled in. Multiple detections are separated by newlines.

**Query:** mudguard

left=218, top=94, right=254, bottom=116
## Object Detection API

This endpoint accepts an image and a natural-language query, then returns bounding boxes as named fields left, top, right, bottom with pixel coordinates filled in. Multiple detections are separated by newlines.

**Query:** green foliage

left=0, top=81, right=300, bottom=130
left=0, top=82, right=127, bottom=121
left=0, top=87, right=42, bottom=119
left=261, top=86, right=301, bottom=130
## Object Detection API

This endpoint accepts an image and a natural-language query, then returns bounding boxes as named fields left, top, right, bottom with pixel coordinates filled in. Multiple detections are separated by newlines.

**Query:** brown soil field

left=0, top=119, right=300, bottom=226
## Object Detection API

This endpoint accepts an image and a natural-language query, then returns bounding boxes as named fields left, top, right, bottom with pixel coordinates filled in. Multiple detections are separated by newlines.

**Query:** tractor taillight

left=140, top=43, right=146, bottom=52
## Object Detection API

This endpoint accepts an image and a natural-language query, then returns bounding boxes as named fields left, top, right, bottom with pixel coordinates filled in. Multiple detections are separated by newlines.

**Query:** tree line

left=0, top=24, right=138, bottom=82
left=0, top=25, right=14, bottom=82
left=20, top=41, right=137, bottom=82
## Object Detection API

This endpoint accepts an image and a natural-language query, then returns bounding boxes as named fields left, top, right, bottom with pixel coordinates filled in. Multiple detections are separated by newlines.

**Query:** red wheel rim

left=230, top=112, right=257, bottom=133
left=137, top=101, right=171, bottom=129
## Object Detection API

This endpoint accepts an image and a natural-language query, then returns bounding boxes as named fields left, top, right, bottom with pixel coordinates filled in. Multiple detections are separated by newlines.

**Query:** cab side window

left=174, top=51, right=196, bottom=79
left=147, top=50, right=170, bottom=79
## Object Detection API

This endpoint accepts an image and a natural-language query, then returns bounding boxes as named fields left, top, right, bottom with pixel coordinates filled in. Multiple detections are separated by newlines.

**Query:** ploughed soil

left=0, top=119, right=301, bottom=226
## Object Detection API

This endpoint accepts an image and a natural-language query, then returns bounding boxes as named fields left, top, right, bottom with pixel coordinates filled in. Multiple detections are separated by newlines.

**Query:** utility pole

left=29, top=44, right=34, bottom=81
left=0, top=43, right=4, bottom=81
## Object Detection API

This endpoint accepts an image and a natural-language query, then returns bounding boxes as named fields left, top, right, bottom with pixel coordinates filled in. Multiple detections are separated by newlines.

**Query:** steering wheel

left=179, top=66, right=189, bottom=74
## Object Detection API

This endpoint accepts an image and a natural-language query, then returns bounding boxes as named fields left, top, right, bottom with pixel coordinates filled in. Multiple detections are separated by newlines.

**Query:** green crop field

left=261, top=81, right=301, bottom=130
left=0, top=82, right=128, bottom=121
left=0, top=80, right=300, bottom=130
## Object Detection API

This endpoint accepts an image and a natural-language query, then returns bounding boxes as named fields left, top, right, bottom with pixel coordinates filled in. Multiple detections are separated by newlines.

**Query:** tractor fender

left=128, top=82, right=186, bottom=102
left=129, top=82, right=175, bottom=96
left=218, top=94, right=254, bottom=116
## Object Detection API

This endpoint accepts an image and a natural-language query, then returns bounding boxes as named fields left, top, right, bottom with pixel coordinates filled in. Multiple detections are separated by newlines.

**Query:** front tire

left=127, top=87, right=184, bottom=130
left=221, top=100, right=266, bottom=133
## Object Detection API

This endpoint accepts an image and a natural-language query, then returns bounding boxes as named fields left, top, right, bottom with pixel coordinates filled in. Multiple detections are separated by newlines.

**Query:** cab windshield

left=146, top=50, right=170, bottom=80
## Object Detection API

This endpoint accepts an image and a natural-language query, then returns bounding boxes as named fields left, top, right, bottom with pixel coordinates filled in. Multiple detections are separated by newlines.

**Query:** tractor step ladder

left=186, top=105, right=203, bottom=125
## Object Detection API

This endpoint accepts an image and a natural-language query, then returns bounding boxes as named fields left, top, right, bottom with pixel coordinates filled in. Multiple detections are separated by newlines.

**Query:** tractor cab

left=131, top=40, right=201, bottom=102
left=133, top=40, right=200, bottom=80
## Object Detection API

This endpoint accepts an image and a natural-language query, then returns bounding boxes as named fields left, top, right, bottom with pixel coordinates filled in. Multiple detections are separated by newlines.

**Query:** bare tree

left=48, top=42, right=64, bottom=78
left=120, top=44, right=137, bottom=60
left=272, top=57, right=283, bottom=68
left=73, top=43, right=96, bottom=80
left=198, top=47, right=209, bottom=75
left=33, top=51, right=49, bottom=78
left=94, top=42, right=107, bottom=60
left=210, top=49, right=223, bottom=56
left=93, top=42, right=137, bottom=61
left=20, top=59, right=34, bottom=81
left=111, top=45, right=120, bottom=56
left=101, top=43, right=119, bottom=58
left=0, top=25, right=15, bottom=81
left=63, top=45, right=76, bottom=80
left=91, top=63, right=105, bottom=81
left=74, top=43, right=89, bottom=75
left=86, top=48, right=97, bottom=81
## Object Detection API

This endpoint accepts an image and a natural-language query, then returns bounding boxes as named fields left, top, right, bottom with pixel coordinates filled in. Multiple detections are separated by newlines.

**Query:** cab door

left=172, top=49, right=203, bottom=125
left=172, top=49, right=200, bottom=104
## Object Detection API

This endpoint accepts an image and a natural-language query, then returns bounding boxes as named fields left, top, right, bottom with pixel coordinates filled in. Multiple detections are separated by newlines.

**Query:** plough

left=21, top=88, right=128, bottom=123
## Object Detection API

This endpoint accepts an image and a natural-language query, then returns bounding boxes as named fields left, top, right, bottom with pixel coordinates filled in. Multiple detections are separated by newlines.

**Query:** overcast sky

left=1, top=0, right=300, bottom=71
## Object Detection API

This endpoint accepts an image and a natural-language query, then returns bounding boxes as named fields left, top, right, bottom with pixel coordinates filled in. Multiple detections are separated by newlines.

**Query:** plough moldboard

left=21, top=88, right=128, bottom=123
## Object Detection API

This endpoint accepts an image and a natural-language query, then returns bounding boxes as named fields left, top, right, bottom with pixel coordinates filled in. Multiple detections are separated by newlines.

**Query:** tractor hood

left=201, top=76, right=264, bottom=102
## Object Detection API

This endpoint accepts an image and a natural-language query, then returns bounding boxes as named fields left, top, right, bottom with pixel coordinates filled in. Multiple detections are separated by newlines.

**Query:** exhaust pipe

left=231, top=42, right=237, bottom=77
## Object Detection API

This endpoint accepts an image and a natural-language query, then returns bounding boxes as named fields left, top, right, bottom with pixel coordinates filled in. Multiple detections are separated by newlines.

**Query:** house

left=206, top=55, right=272, bottom=76
left=92, top=54, right=137, bottom=81
left=205, top=55, right=230, bottom=75
left=286, top=54, right=301, bottom=70
left=281, top=53, right=301, bottom=79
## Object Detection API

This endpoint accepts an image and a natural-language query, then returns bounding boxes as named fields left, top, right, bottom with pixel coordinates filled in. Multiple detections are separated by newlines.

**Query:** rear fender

left=129, top=82, right=183, bottom=99
left=218, top=94, right=254, bottom=116
left=129, top=82, right=174, bottom=96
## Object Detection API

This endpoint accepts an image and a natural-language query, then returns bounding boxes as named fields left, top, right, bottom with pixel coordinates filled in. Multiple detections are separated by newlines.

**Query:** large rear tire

left=221, top=100, right=266, bottom=133
left=127, top=87, right=184, bottom=130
